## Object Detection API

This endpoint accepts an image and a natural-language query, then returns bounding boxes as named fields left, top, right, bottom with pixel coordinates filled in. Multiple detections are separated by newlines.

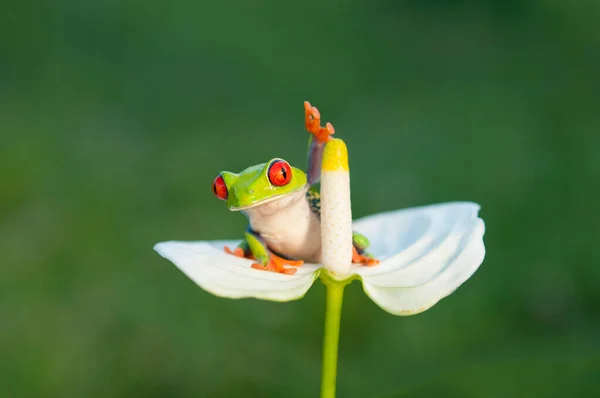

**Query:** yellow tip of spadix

left=322, top=138, right=349, bottom=172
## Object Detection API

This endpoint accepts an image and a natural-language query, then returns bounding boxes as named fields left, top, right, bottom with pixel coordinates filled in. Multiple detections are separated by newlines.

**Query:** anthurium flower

left=155, top=102, right=486, bottom=398
left=154, top=201, right=484, bottom=315
left=155, top=104, right=485, bottom=316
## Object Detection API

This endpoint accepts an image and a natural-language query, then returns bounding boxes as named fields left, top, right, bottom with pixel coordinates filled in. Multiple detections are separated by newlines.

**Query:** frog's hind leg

left=242, top=230, right=303, bottom=275
left=352, top=232, right=379, bottom=266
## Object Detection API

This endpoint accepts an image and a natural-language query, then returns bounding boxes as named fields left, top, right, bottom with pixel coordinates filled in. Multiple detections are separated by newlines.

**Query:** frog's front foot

left=352, top=246, right=380, bottom=266
left=304, top=101, right=335, bottom=143
left=251, top=252, right=304, bottom=275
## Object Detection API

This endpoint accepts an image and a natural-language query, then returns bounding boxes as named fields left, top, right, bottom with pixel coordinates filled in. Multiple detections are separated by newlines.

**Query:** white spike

left=320, top=139, right=353, bottom=276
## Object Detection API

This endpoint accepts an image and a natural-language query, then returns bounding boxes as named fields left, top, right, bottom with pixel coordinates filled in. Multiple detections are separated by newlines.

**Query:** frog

left=212, top=101, right=378, bottom=275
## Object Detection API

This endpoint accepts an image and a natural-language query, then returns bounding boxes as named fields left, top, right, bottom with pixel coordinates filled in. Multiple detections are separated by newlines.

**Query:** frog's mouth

left=229, top=186, right=307, bottom=212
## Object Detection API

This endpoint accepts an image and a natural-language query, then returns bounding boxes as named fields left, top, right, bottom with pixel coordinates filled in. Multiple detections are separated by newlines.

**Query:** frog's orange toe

left=352, top=247, right=380, bottom=266
left=270, top=252, right=304, bottom=267
left=316, top=122, right=335, bottom=143
left=304, top=101, right=333, bottom=143
left=304, top=102, right=321, bottom=135
left=251, top=253, right=303, bottom=275
left=282, top=268, right=298, bottom=275
left=251, top=261, right=285, bottom=274
left=224, top=246, right=245, bottom=258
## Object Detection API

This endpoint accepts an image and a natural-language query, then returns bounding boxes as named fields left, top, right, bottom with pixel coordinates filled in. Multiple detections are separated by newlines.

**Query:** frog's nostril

left=247, top=189, right=254, bottom=194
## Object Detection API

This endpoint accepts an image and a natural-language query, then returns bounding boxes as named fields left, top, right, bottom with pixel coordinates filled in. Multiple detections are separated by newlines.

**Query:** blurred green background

left=1, top=0, right=599, bottom=397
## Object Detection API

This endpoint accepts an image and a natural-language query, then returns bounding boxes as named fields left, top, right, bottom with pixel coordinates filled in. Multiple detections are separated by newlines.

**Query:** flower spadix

left=320, top=138, right=353, bottom=276
left=154, top=139, right=485, bottom=316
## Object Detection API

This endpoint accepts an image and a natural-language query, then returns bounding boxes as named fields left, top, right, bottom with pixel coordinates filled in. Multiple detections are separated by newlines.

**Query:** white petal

left=154, top=240, right=321, bottom=302
left=351, top=202, right=485, bottom=315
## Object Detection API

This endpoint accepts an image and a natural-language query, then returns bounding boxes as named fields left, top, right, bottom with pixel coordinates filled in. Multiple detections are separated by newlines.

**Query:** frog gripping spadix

left=320, top=138, right=353, bottom=276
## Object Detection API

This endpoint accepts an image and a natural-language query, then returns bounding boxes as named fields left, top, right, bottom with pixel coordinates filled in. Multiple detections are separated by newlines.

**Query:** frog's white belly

left=244, top=188, right=322, bottom=263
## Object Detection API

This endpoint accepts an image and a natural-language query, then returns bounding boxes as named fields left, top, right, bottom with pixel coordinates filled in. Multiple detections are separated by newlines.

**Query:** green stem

left=320, top=279, right=346, bottom=398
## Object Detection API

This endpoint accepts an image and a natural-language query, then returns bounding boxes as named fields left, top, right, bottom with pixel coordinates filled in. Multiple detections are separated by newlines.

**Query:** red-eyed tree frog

left=212, top=102, right=378, bottom=275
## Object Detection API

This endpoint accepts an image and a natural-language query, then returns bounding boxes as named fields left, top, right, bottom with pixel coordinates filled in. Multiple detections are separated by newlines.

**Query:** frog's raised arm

left=304, top=101, right=335, bottom=185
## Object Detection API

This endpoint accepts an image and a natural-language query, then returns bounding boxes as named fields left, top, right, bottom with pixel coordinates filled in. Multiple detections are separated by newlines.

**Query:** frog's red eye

left=268, top=160, right=292, bottom=186
left=213, top=175, right=228, bottom=200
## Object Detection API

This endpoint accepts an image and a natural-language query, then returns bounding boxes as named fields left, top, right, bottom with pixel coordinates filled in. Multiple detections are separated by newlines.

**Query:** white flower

left=154, top=201, right=485, bottom=316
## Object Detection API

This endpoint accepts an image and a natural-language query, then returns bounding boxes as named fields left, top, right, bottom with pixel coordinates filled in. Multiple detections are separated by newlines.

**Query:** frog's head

left=212, top=158, right=307, bottom=211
